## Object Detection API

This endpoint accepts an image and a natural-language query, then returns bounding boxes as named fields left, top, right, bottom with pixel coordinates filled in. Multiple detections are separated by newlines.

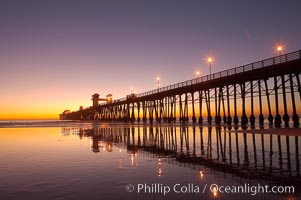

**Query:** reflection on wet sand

left=61, top=125, right=301, bottom=188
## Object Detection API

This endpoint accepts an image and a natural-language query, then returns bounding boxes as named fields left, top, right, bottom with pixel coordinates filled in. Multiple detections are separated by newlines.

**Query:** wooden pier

left=60, top=50, right=301, bottom=128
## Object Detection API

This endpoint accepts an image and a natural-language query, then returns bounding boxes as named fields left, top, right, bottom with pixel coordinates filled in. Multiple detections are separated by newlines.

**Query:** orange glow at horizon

left=0, top=88, right=92, bottom=120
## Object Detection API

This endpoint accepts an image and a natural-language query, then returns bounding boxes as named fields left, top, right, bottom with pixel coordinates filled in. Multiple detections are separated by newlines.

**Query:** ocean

left=0, top=120, right=300, bottom=200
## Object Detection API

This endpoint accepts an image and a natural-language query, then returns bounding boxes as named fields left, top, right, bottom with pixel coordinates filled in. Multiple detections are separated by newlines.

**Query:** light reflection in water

left=158, top=158, right=162, bottom=177
left=130, top=152, right=137, bottom=167
left=212, top=184, right=218, bottom=197
left=63, top=125, right=301, bottom=185
left=199, top=170, right=204, bottom=180
left=85, top=127, right=300, bottom=195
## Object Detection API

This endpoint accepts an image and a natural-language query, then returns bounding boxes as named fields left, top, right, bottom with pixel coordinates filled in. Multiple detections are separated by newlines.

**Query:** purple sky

left=1, top=0, right=301, bottom=119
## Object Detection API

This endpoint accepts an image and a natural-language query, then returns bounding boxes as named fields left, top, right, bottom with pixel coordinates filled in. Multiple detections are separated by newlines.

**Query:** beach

left=0, top=121, right=299, bottom=199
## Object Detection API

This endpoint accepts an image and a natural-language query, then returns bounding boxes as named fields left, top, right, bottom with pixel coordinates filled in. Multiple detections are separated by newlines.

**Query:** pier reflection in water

left=61, top=125, right=301, bottom=198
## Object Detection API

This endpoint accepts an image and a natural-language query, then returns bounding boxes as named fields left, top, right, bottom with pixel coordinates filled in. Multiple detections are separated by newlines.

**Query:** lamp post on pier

left=276, top=45, right=285, bottom=62
left=207, top=57, right=213, bottom=79
left=277, top=45, right=283, bottom=56
left=156, top=77, right=160, bottom=90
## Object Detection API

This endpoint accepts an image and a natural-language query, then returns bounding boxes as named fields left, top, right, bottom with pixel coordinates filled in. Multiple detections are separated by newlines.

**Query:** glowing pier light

left=277, top=45, right=284, bottom=55
left=206, top=56, right=214, bottom=76
left=156, top=77, right=160, bottom=89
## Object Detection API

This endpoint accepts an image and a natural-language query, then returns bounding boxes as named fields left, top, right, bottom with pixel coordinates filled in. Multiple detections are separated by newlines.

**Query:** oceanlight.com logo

left=209, top=183, right=295, bottom=196
left=125, top=183, right=295, bottom=196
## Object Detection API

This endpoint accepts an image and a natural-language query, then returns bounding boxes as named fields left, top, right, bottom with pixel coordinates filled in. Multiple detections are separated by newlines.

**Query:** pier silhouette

left=60, top=50, right=301, bottom=128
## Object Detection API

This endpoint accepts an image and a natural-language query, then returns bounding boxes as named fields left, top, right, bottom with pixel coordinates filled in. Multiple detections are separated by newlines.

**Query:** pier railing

left=133, top=50, right=300, bottom=99
left=109, top=50, right=301, bottom=104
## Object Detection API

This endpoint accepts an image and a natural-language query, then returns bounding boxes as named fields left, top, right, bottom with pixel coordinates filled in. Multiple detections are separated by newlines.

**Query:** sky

left=1, top=0, right=301, bottom=120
